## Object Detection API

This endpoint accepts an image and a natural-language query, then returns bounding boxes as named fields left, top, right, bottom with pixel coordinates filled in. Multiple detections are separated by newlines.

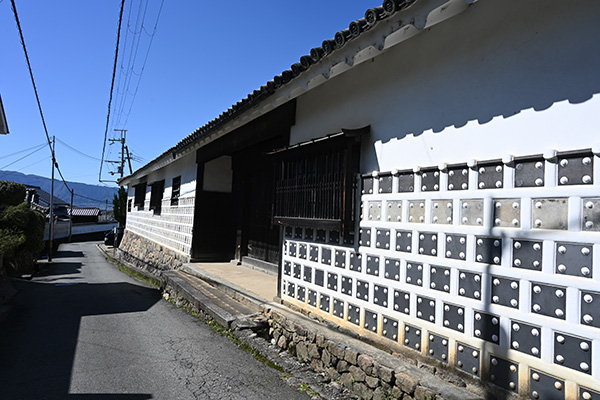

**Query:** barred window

left=272, top=129, right=364, bottom=238
left=133, top=182, right=146, bottom=209
left=149, top=180, right=164, bottom=214
left=171, top=176, right=181, bottom=206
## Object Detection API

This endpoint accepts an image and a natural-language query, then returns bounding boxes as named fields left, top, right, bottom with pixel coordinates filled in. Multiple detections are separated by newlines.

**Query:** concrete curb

left=96, top=244, right=164, bottom=286
left=162, top=271, right=236, bottom=328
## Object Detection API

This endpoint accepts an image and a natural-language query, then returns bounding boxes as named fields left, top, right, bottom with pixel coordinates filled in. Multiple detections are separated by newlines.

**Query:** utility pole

left=49, top=136, right=55, bottom=262
left=125, top=145, right=133, bottom=175
left=69, top=189, right=73, bottom=243
left=108, top=129, right=128, bottom=180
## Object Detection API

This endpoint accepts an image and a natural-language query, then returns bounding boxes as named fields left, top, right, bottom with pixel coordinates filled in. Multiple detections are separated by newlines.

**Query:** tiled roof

left=26, top=185, right=69, bottom=206
left=120, top=0, right=427, bottom=183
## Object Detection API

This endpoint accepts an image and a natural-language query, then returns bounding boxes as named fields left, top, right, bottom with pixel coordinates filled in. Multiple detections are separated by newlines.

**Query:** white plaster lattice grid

left=126, top=196, right=195, bottom=255
left=281, top=149, right=600, bottom=399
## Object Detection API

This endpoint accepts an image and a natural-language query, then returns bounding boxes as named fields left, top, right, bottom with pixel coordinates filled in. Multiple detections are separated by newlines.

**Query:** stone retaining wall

left=261, top=303, right=487, bottom=400
left=117, top=229, right=189, bottom=274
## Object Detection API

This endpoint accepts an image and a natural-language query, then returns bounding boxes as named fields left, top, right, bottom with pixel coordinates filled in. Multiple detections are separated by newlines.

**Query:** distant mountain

left=0, top=170, right=119, bottom=208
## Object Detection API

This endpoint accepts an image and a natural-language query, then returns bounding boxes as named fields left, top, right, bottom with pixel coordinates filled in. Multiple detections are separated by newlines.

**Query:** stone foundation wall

left=261, top=303, right=485, bottom=400
left=117, top=229, right=189, bottom=275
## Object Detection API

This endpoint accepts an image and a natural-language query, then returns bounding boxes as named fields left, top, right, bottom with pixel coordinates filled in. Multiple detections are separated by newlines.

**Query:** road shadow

left=0, top=255, right=160, bottom=399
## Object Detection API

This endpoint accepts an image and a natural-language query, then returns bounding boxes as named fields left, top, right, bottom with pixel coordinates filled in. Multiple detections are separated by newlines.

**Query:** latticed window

left=272, top=128, right=365, bottom=238
left=171, top=176, right=181, bottom=206
left=149, top=180, right=164, bottom=214
left=133, top=182, right=146, bottom=209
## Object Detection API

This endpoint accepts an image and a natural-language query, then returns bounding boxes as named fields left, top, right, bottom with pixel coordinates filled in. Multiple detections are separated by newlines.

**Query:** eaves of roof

left=119, top=0, right=476, bottom=186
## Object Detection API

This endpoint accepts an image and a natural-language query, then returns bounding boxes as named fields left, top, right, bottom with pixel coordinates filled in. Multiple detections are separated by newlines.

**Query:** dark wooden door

left=191, top=164, right=234, bottom=261
left=244, top=161, right=280, bottom=265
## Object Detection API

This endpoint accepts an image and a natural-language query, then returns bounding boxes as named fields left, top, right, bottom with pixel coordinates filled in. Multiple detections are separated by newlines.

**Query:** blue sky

left=0, top=0, right=381, bottom=187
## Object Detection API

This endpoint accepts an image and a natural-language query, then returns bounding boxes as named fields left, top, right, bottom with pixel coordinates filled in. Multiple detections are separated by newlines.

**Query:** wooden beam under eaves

left=0, top=94, right=8, bottom=135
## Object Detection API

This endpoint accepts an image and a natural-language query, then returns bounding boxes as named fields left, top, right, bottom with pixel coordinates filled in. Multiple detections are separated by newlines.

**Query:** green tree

left=113, top=186, right=128, bottom=227
left=0, top=181, right=45, bottom=275
left=0, top=180, right=26, bottom=206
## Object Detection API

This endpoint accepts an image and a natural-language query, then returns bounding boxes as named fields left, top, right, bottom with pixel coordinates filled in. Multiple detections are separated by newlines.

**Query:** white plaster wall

left=125, top=152, right=197, bottom=256
left=291, top=0, right=600, bottom=174
left=203, top=155, right=233, bottom=193
left=283, top=0, right=600, bottom=396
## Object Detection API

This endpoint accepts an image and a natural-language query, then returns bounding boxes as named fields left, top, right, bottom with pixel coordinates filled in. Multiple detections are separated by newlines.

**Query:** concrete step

left=163, top=270, right=259, bottom=329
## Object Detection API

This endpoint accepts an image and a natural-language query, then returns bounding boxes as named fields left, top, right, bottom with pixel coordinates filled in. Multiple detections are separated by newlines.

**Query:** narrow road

left=0, top=242, right=309, bottom=400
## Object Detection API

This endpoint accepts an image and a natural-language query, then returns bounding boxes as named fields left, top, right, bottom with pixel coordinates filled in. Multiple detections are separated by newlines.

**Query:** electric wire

left=99, top=0, right=126, bottom=182
left=0, top=142, right=46, bottom=160
left=74, top=192, right=113, bottom=204
left=16, top=156, right=51, bottom=173
left=111, top=0, right=164, bottom=129
left=0, top=144, right=46, bottom=170
left=11, top=0, right=72, bottom=194
left=10, top=0, right=53, bottom=153
left=56, top=138, right=102, bottom=161
left=120, top=0, right=164, bottom=128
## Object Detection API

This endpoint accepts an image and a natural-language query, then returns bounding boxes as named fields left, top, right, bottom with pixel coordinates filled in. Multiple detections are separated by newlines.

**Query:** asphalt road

left=0, top=242, right=309, bottom=400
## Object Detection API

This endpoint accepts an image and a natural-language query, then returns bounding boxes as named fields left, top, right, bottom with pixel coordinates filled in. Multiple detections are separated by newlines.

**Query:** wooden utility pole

left=49, top=136, right=55, bottom=262
left=69, top=189, right=73, bottom=242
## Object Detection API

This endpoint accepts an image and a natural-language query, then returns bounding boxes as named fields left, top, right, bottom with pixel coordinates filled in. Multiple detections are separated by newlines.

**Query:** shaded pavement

left=0, top=242, right=309, bottom=400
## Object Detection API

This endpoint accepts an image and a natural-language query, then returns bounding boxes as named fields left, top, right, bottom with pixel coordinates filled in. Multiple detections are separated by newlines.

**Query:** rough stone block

left=395, top=372, right=418, bottom=395
left=326, top=367, right=339, bottom=381
left=366, top=375, right=380, bottom=389
left=415, top=385, right=437, bottom=400
left=296, top=342, right=309, bottom=362
left=377, top=365, right=394, bottom=383
left=308, top=343, right=320, bottom=358
left=358, top=354, right=374, bottom=374
left=337, top=360, right=350, bottom=373
left=341, top=372, right=354, bottom=389
left=350, top=365, right=367, bottom=382
left=353, top=382, right=374, bottom=400
left=345, top=348, right=359, bottom=365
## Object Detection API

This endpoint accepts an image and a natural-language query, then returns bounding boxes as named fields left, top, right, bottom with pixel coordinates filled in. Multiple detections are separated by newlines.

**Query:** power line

left=16, top=156, right=51, bottom=172
left=10, top=0, right=52, bottom=152
left=0, top=142, right=47, bottom=160
left=0, top=143, right=46, bottom=170
left=56, top=138, right=102, bottom=161
left=74, top=192, right=114, bottom=204
left=111, top=0, right=164, bottom=128
left=99, top=0, right=126, bottom=182
left=11, top=0, right=71, bottom=194
left=119, top=0, right=164, bottom=128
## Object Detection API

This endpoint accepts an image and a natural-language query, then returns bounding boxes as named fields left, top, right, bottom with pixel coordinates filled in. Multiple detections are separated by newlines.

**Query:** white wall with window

left=124, top=152, right=197, bottom=257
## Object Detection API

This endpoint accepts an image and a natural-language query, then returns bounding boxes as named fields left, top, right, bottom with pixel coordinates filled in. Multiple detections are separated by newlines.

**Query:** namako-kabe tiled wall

left=281, top=146, right=600, bottom=399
